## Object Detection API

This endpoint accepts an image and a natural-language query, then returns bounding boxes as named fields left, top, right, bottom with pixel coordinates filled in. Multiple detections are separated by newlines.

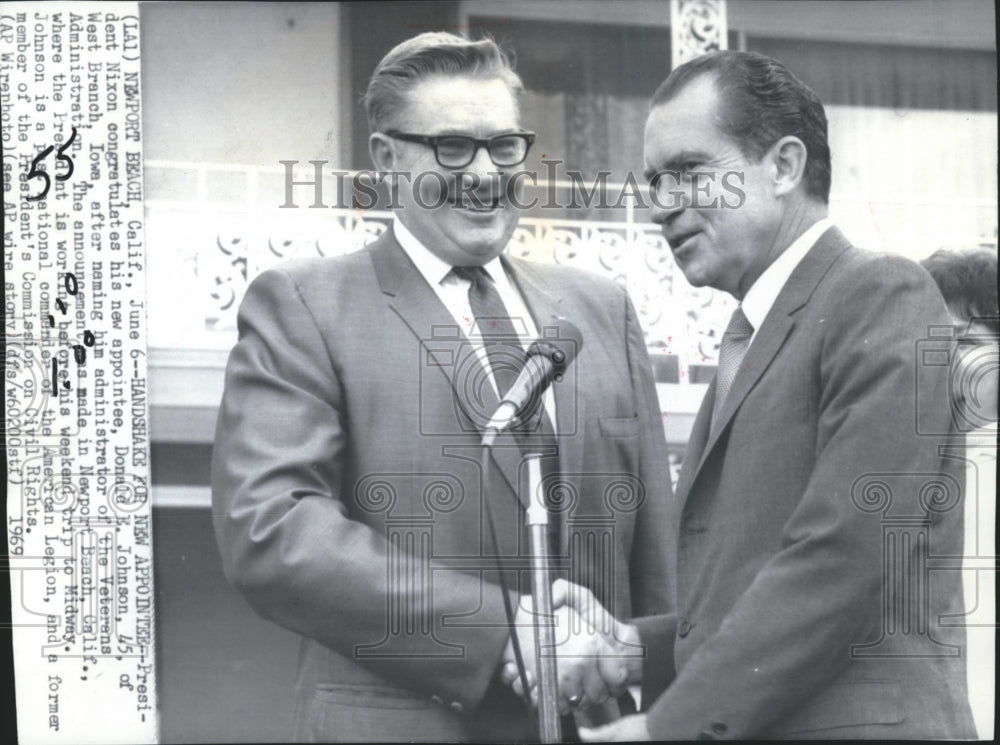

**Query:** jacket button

left=449, top=701, right=464, bottom=713
left=678, top=618, right=693, bottom=637
left=430, top=695, right=443, bottom=705
left=711, top=722, right=728, bottom=735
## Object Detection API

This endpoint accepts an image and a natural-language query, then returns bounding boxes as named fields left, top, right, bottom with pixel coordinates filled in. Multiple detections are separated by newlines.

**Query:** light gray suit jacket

left=212, top=230, right=672, bottom=741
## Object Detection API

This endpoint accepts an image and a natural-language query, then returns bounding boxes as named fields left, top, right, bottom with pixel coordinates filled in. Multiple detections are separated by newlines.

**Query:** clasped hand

left=499, top=579, right=642, bottom=715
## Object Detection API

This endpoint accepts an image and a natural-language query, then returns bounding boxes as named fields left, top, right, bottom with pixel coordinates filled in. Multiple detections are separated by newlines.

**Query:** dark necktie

left=451, top=265, right=561, bottom=555
left=712, top=306, right=754, bottom=426
left=451, top=265, right=527, bottom=401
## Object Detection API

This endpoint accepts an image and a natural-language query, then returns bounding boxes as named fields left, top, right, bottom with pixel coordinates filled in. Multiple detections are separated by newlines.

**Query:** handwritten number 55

left=26, top=127, right=78, bottom=202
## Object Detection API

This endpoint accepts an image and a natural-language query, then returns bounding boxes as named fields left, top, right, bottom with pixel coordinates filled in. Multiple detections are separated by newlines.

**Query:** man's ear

left=770, top=135, right=808, bottom=197
left=369, top=133, right=396, bottom=172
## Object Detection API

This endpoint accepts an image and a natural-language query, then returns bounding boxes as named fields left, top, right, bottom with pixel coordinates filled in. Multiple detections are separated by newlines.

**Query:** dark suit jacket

left=211, top=229, right=672, bottom=742
left=633, top=227, right=975, bottom=739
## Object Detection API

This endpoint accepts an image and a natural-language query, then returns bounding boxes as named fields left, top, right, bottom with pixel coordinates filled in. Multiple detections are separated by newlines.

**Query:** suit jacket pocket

left=599, top=415, right=640, bottom=438
left=767, top=680, right=904, bottom=736
left=313, top=683, right=431, bottom=710
left=301, top=683, right=462, bottom=742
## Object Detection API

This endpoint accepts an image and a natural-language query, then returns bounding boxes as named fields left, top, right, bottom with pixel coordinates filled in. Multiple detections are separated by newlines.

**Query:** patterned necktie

left=712, top=306, right=754, bottom=425
left=451, top=265, right=526, bottom=400
left=451, top=265, right=561, bottom=554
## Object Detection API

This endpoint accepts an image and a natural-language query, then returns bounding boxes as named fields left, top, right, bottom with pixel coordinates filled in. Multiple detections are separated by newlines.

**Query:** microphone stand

left=524, top=454, right=561, bottom=743
left=478, top=323, right=583, bottom=742
left=482, top=431, right=562, bottom=742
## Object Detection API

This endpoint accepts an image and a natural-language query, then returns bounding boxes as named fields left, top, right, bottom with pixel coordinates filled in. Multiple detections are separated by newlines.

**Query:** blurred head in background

left=921, top=247, right=999, bottom=431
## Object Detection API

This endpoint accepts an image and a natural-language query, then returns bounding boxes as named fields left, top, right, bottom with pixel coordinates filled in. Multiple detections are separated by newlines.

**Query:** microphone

left=482, top=318, right=583, bottom=448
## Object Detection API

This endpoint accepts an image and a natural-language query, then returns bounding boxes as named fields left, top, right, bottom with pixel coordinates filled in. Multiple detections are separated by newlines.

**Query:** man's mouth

left=667, top=229, right=700, bottom=252
left=454, top=195, right=502, bottom=212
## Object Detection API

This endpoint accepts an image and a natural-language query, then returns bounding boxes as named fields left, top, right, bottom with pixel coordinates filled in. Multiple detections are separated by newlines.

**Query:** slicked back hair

left=651, top=51, right=832, bottom=203
left=365, top=32, right=524, bottom=134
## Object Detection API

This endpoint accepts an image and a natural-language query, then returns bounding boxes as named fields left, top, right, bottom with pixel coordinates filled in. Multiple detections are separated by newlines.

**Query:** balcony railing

left=142, top=159, right=996, bottom=404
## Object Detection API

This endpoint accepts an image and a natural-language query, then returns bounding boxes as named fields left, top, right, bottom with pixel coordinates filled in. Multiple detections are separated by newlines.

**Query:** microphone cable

left=480, top=444, right=534, bottom=711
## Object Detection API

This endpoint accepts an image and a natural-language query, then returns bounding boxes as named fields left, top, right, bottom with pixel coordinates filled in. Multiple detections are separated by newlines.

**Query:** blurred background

left=140, top=1, right=996, bottom=741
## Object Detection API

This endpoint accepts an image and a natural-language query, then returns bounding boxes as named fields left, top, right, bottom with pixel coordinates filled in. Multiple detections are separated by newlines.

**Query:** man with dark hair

left=921, top=248, right=999, bottom=334
left=212, top=31, right=671, bottom=742
left=919, top=248, right=998, bottom=737
left=921, top=247, right=998, bottom=430
left=649, top=50, right=832, bottom=204
left=567, top=50, right=976, bottom=740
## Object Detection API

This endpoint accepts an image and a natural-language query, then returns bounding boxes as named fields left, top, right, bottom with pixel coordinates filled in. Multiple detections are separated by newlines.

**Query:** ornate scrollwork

left=423, top=477, right=464, bottom=514
left=671, top=0, right=727, bottom=68
left=604, top=476, right=646, bottom=514
left=542, top=477, right=579, bottom=514
left=918, top=476, right=961, bottom=515
left=355, top=476, right=398, bottom=515
left=151, top=192, right=728, bottom=379
left=851, top=477, right=893, bottom=514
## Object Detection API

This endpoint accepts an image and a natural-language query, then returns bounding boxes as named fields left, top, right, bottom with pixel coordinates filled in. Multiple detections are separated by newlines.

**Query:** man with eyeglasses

left=212, top=31, right=671, bottom=742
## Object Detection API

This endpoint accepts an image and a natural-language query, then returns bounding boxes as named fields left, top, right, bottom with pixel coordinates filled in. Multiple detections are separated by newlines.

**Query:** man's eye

left=491, top=137, right=519, bottom=155
left=437, top=138, right=470, bottom=156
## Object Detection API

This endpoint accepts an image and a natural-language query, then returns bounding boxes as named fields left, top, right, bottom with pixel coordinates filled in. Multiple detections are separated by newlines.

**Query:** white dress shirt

left=394, top=220, right=557, bottom=426
left=740, top=218, right=833, bottom=346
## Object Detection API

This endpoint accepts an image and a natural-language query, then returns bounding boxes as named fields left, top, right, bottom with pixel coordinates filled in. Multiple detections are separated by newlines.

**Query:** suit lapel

left=673, top=383, right=715, bottom=504
left=368, top=233, right=537, bottom=506
left=675, top=227, right=853, bottom=508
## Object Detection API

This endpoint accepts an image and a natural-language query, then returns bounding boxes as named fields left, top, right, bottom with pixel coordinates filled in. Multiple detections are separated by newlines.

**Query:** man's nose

left=465, top=143, right=497, bottom=178
left=455, top=146, right=502, bottom=199
left=650, top=185, right=687, bottom=226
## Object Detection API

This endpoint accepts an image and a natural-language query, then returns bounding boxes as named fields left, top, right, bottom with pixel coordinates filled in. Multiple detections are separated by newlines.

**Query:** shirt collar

left=741, top=218, right=833, bottom=331
left=393, top=218, right=507, bottom=287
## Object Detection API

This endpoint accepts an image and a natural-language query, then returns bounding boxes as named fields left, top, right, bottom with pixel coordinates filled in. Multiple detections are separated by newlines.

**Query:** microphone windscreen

left=526, top=318, right=583, bottom=372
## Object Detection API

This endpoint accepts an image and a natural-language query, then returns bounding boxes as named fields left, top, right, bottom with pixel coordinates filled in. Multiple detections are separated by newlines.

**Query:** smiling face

left=643, top=74, right=785, bottom=299
left=371, top=75, right=525, bottom=267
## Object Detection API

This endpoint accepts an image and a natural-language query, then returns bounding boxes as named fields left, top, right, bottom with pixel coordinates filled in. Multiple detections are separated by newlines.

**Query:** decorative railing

left=143, top=160, right=997, bottom=384
left=144, top=161, right=735, bottom=382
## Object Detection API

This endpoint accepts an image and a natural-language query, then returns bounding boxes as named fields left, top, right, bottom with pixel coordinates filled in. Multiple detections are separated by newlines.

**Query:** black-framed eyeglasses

left=385, top=131, right=535, bottom=168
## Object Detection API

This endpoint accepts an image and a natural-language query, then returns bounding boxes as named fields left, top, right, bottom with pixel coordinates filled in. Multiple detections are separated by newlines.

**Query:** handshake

left=500, top=579, right=644, bottom=715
